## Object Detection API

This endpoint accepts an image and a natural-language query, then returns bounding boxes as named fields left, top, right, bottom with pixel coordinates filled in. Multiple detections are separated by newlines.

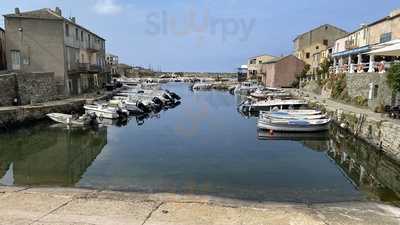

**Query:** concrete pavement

left=0, top=186, right=399, bottom=225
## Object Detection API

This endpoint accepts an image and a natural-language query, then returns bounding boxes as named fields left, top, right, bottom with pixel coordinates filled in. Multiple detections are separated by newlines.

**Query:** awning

left=367, top=43, right=400, bottom=56
left=332, top=46, right=371, bottom=57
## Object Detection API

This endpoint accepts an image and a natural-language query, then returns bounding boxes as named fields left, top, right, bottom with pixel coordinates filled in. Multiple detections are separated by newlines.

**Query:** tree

left=317, top=58, right=332, bottom=75
left=387, top=63, right=400, bottom=93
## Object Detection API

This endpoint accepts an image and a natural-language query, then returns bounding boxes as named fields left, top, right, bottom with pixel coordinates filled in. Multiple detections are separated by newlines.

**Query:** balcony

left=67, top=63, right=103, bottom=73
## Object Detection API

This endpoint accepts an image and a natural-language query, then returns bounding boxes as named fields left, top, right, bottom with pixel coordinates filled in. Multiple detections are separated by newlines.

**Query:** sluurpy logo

left=145, top=7, right=256, bottom=44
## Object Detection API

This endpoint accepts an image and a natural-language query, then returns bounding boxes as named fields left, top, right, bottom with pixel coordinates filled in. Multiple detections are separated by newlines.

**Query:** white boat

left=84, top=103, right=128, bottom=119
left=109, top=99, right=145, bottom=114
left=234, top=81, right=260, bottom=95
left=260, top=110, right=326, bottom=120
left=47, top=113, right=97, bottom=126
left=239, top=99, right=308, bottom=113
left=262, top=110, right=322, bottom=116
left=250, top=90, right=291, bottom=99
left=257, top=117, right=331, bottom=132
left=192, top=82, right=213, bottom=90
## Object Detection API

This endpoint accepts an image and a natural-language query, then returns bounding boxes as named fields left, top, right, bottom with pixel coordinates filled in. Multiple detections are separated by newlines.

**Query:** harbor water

left=1, top=83, right=399, bottom=205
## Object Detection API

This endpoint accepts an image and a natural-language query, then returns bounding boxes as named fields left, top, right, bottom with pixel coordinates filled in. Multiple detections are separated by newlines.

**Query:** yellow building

left=294, top=24, right=347, bottom=73
left=247, top=54, right=276, bottom=80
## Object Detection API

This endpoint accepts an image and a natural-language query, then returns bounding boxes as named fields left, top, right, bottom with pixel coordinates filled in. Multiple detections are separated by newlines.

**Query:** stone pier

left=292, top=89, right=400, bottom=162
left=0, top=186, right=399, bottom=225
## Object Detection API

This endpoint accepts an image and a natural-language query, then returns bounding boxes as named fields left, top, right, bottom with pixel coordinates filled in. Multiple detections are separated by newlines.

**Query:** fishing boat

left=192, top=82, right=213, bottom=90
left=84, top=103, right=128, bottom=119
left=47, top=113, right=98, bottom=126
left=109, top=99, right=147, bottom=114
left=233, top=81, right=260, bottom=95
left=239, top=99, right=308, bottom=113
left=250, top=89, right=291, bottom=99
left=260, top=110, right=326, bottom=120
left=257, top=117, right=331, bottom=132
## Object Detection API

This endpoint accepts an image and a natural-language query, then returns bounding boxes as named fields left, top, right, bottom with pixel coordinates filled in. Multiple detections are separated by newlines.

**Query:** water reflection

left=0, top=124, right=107, bottom=186
left=0, top=84, right=399, bottom=205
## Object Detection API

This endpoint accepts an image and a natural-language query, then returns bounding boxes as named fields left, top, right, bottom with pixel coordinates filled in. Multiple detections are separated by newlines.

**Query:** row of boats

left=47, top=83, right=181, bottom=127
left=235, top=81, right=331, bottom=133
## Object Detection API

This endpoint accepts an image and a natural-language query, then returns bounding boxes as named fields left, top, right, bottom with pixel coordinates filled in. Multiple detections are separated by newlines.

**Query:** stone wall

left=0, top=72, right=58, bottom=106
left=0, top=74, right=17, bottom=106
left=346, top=72, right=393, bottom=110
left=16, top=72, right=58, bottom=105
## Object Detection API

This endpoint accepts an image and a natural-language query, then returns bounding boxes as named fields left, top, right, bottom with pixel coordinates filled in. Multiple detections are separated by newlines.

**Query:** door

left=11, top=50, right=21, bottom=70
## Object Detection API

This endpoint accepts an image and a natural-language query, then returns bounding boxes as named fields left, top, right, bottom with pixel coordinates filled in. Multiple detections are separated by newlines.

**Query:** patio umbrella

left=367, top=43, right=400, bottom=56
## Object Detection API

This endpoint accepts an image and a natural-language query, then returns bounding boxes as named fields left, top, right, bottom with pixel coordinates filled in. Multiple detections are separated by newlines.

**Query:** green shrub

left=353, top=96, right=368, bottom=106
left=387, top=63, right=400, bottom=93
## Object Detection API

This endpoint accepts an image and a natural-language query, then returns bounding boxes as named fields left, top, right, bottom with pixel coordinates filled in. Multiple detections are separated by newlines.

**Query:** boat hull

left=257, top=120, right=330, bottom=132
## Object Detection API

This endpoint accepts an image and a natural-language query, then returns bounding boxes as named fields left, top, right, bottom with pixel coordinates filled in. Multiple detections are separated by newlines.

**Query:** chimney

left=70, top=17, right=76, bottom=23
left=14, top=7, right=20, bottom=15
left=55, top=7, right=62, bottom=16
left=390, top=9, right=400, bottom=17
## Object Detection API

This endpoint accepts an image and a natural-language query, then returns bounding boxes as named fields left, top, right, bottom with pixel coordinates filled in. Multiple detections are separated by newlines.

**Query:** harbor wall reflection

left=0, top=124, right=107, bottom=186
left=257, top=127, right=400, bottom=204
left=327, top=127, right=400, bottom=204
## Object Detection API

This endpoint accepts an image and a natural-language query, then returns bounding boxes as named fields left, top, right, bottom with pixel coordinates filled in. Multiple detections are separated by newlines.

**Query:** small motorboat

left=239, top=99, right=308, bottom=113
left=192, top=82, right=213, bottom=90
left=47, top=113, right=98, bottom=126
left=257, top=117, right=331, bottom=132
left=84, top=103, right=128, bottom=119
left=260, top=111, right=326, bottom=120
left=234, top=81, right=260, bottom=95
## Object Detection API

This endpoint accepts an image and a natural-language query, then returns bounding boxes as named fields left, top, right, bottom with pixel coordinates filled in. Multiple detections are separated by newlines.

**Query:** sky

left=0, top=0, right=399, bottom=72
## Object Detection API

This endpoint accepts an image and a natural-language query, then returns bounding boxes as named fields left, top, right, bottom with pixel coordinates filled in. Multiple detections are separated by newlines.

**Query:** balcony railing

left=328, top=61, right=399, bottom=74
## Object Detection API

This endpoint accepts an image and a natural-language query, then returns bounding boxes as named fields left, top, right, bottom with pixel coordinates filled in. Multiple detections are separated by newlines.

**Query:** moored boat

left=257, top=117, right=331, bottom=132
left=84, top=103, right=128, bottom=119
left=47, top=113, right=98, bottom=126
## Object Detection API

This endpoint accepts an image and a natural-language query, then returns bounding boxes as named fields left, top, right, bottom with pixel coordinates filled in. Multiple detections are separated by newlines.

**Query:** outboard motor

left=162, top=93, right=173, bottom=103
left=136, top=101, right=151, bottom=113
left=169, top=92, right=181, bottom=100
left=116, top=107, right=128, bottom=118
left=152, top=97, right=163, bottom=107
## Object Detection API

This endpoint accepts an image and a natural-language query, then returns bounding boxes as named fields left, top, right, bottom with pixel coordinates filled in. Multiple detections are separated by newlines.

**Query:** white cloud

left=94, top=0, right=122, bottom=15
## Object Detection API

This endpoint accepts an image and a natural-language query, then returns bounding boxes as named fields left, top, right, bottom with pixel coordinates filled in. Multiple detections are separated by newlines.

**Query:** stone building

left=0, top=27, right=6, bottom=71
left=331, top=9, right=400, bottom=74
left=117, top=63, right=133, bottom=77
left=106, top=53, right=119, bottom=76
left=260, top=55, right=305, bottom=88
left=294, top=24, right=347, bottom=72
left=247, top=54, right=276, bottom=81
left=4, top=7, right=107, bottom=96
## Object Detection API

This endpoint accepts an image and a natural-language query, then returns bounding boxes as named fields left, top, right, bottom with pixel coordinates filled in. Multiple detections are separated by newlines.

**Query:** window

left=81, top=31, right=84, bottom=41
left=380, top=32, right=392, bottom=43
left=306, top=52, right=310, bottom=59
left=323, top=39, right=328, bottom=46
left=75, top=28, right=79, bottom=40
left=11, top=50, right=21, bottom=70
left=65, top=23, right=69, bottom=36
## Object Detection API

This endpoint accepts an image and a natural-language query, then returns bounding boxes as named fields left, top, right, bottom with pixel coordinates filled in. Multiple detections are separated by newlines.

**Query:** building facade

left=331, top=9, right=400, bottom=74
left=247, top=54, right=276, bottom=80
left=4, top=7, right=106, bottom=96
left=0, top=27, right=6, bottom=71
left=260, top=55, right=305, bottom=88
left=294, top=24, right=347, bottom=72
left=106, top=53, right=119, bottom=76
